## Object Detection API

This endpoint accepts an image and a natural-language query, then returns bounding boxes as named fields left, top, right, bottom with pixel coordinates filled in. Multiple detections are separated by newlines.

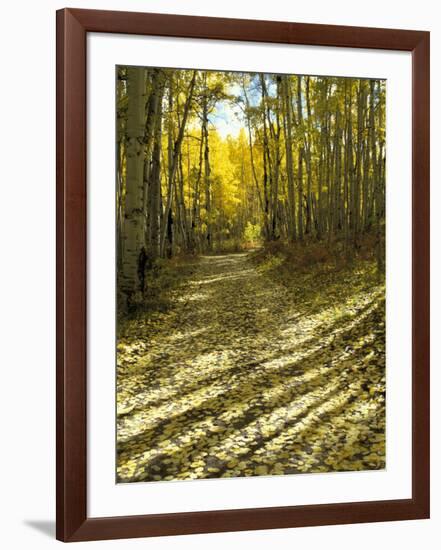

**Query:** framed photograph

left=56, top=8, right=430, bottom=542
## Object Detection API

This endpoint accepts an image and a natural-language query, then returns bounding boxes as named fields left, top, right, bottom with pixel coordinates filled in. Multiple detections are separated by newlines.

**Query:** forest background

left=116, top=67, right=386, bottom=310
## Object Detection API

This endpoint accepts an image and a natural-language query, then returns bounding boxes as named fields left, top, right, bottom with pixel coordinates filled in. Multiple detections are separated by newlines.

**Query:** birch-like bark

left=142, top=68, right=165, bottom=243
left=282, top=76, right=297, bottom=241
left=304, top=76, right=313, bottom=236
left=148, top=83, right=164, bottom=260
left=160, top=71, right=196, bottom=257
left=201, top=75, right=212, bottom=251
left=121, top=67, right=146, bottom=300
left=297, top=76, right=304, bottom=241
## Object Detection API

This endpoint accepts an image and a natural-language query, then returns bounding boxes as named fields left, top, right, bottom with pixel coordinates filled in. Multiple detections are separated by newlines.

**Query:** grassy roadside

left=117, top=255, right=202, bottom=336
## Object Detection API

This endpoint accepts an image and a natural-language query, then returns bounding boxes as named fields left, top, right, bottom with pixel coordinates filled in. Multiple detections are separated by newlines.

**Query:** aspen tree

left=282, top=75, right=297, bottom=241
left=121, top=67, right=146, bottom=301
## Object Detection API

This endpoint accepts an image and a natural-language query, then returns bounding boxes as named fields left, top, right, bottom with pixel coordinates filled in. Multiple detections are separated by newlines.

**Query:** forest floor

left=117, top=248, right=385, bottom=483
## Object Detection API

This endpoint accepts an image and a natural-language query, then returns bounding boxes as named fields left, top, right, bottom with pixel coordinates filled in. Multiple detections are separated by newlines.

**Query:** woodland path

left=117, top=252, right=385, bottom=482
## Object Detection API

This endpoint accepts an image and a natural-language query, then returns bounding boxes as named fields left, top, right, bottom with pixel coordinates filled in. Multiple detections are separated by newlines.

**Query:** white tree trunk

left=121, top=67, right=146, bottom=299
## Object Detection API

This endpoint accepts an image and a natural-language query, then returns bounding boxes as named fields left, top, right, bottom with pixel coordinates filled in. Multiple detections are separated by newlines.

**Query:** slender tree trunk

left=192, top=127, right=204, bottom=252
left=260, top=78, right=272, bottom=240
left=354, top=80, right=365, bottom=245
left=160, top=71, right=196, bottom=257
left=116, top=70, right=127, bottom=272
left=282, top=76, right=297, bottom=241
left=297, top=76, right=304, bottom=241
left=202, top=81, right=212, bottom=251
left=165, top=77, right=175, bottom=256
left=304, top=76, right=313, bottom=236
left=142, top=69, right=164, bottom=222
left=343, top=81, right=350, bottom=255
left=367, top=79, right=377, bottom=230
left=148, top=86, right=164, bottom=260
left=375, top=80, right=385, bottom=273
left=272, top=78, right=282, bottom=239
left=177, top=149, right=190, bottom=250
left=121, top=67, right=146, bottom=302
left=297, top=147, right=304, bottom=241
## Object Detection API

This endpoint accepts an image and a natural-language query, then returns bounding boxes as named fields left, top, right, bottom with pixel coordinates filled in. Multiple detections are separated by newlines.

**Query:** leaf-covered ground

left=117, top=252, right=385, bottom=483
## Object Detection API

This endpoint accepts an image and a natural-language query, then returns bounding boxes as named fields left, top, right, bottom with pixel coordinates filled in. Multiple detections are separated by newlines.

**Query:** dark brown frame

left=56, top=7, right=430, bottom=542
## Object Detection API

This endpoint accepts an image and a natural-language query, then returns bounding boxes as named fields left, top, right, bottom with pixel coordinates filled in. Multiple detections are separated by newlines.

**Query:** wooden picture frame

left=56, top=7, right=430, bottom=542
